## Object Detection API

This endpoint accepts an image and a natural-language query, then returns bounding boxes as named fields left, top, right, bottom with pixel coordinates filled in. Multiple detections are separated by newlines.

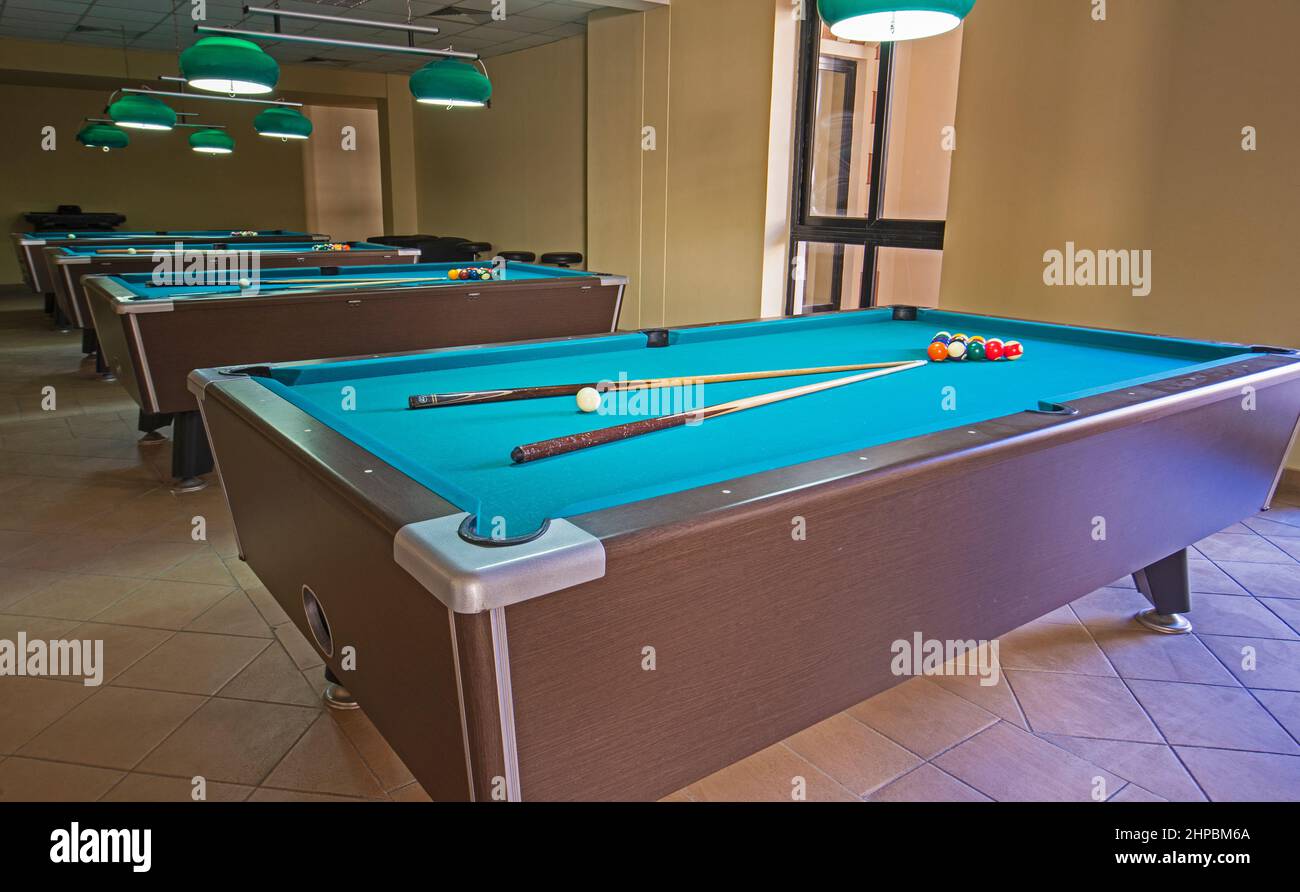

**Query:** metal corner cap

left=394, top=514, right=606, bottom=613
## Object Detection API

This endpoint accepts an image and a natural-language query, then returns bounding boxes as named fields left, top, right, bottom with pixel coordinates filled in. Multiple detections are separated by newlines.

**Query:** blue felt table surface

left=252, top=309, right=1254, bottom=538
left=105, top=261, right=592, bottom=299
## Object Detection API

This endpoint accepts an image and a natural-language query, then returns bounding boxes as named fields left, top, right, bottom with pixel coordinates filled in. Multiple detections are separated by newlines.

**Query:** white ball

left=238, top=277, right=252, bottom=288
left=576, top=387, right=602, bottom=413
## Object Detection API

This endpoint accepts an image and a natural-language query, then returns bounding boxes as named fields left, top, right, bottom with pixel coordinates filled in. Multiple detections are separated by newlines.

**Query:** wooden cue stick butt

left=512, top=414, right=694, bottom=463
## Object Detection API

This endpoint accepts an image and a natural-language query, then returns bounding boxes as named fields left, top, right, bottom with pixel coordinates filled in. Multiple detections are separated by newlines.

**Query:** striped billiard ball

left=1002, top=340, right=1024, bottom=361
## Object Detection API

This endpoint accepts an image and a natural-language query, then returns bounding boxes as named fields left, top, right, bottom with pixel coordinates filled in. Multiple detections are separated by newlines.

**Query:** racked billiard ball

left=984, top=338, right=1004, bottom=361
left=967, top=340, right=986, bottom=361
left=927, top=341, right=949, bottom=362
left=1003, top=340, right=1024, bottom=361
left=947, top=340, right=967, bottom=361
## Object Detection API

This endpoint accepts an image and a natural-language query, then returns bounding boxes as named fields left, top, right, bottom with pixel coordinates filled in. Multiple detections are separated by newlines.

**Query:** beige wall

left=302, top=105, right=384, bottom=243
left=942, top=0, right=1300, bottom=467
left=941, top=0, right=1300, bottom=350
left=588, top=0, right=781, bottom=329
left=412, top=37, right=587, bottom=257
left=0, top=82, right=308, bottom=282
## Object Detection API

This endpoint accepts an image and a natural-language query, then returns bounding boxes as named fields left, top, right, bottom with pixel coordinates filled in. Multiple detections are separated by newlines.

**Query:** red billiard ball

left=927, top=341, right=949, bottom=362
left=1002, top=340, right=1024, bottom=361
left=984, top=338, right=1004, bottom=361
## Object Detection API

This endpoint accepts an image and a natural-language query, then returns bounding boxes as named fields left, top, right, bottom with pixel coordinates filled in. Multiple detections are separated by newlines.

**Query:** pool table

left=85, top=260, right=627, bottom=490
left=11, top=229, right=326, bottom=303
left=188, top=306, right=1300, bottom=801
left=50, top=241, right=420, bottom=373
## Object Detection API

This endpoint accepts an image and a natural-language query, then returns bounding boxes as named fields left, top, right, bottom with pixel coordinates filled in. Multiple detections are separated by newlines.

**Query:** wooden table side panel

left=201, top=394, right=476, bottom=801
left=136, top=283, right=623, bottom=414
left=503, top=385, right=1300, bottom=800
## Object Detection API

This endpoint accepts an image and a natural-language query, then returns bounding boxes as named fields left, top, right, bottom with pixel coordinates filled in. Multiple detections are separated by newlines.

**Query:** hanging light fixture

left=77, top=123, right=130, bottom=151
left=409, top=58, right=492, bottom=107
left=107, top=93, right=178, bottom=131
left=190, top=128, right=235, bottom=154
left=179, top=35, right=280, bottom=95
left=253, top=106, right=313, bottom=140
left=818, top=0, right=975, bottom=42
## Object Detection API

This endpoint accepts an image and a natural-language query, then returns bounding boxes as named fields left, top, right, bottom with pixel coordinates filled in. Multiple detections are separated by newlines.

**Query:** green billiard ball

left=967, top=341, right=986, bottom=361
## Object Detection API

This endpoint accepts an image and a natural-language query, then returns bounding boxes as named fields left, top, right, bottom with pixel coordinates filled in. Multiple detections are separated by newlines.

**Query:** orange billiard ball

left=927, top=341, right=949, bottom=362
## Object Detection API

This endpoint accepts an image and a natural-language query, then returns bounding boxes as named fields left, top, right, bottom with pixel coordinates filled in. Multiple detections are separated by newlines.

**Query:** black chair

left=540, top=252, right=583, bottom=268
left=462, top=242, right=492, bottom=261
left=498, top=251, right=536, bottom=263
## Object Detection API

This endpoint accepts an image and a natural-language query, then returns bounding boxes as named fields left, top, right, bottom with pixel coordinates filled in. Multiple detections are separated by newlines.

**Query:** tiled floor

left=2, top=287, right=1299, bottom=802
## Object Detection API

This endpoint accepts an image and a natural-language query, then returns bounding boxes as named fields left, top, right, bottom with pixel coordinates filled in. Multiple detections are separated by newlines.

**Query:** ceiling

left=0, top=0, right=654, bottom=70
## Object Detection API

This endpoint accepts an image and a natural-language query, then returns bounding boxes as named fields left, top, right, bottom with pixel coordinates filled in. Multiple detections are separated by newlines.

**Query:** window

left=787, top=18, right=963, bottom=314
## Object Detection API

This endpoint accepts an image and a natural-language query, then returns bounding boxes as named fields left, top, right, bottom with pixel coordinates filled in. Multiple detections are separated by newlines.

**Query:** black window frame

left=786, top=13, right=948, bottom=314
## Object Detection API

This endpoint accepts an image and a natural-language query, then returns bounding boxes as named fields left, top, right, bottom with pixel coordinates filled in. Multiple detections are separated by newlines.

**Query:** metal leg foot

left=1136, top=609, right=1193, bottom=634
left=171, top=476, right=208, bottom=494
left=323, top=667, right=359, bottom=710
left=138, top=430, right=167, bottom=445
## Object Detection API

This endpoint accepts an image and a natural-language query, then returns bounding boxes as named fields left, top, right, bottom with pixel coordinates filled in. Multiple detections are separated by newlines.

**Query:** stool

left=463, top=242, right=492, bottom=260
left=498, top=251, right=536, bottom=263
left=540, top=252, right=583, bottom=268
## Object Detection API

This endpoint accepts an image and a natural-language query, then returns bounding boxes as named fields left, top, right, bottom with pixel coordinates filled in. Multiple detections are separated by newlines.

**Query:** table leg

left=137, top=409, right=171, bottom=445
left=1133, top=548, right=1193, bottom=634
left=171, top=410, right=214, bottom=493
left=43, top=293, right=54, bottom=315
left=52, top=303, right=72, bottom=333
left=81, top=329, right=96, bottom=354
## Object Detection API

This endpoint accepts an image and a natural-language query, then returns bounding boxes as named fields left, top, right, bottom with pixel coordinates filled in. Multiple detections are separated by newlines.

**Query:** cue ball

left=238, top=277, right=252, bottom=288
left=125, top=247, right=137, bottom=254
left=576, top=387, right=602, bottom=413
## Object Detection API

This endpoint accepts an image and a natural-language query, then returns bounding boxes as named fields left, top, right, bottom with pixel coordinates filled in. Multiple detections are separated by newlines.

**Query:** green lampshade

left=818, top=0, right=975, bottom=41
left=180, top=35, right=279, bottom=95
left=76, top=123, right=130, bottom=151
left=254, top=107, right=313, bottom=140
left=190, top=128, right=235, bottom=154
left=108, top=93, right=177, bottom=131
left=409, top=59, right=492, bottom=107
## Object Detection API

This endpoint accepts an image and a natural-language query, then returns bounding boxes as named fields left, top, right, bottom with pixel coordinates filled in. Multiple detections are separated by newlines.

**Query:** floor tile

left=932, top=722, right=1121, bottom=802
left=91, top=578, right=234, bottom=630
left=782, top=713, right=921, bottom=796
left=1214, top=561, right=1300, bottom=599
left=0, top=757, right=125, bottom=801
left=136, top=697, right=319, bottom=785
left=866, top=764, right=991, bottom=802
left=112, top=631, right=268, bottom=695
left=262, top=713, right=386, bottom=798
left=846, top=677, right=997, bottom=759
left=1126, top=679, right=1298, bottom=753
left=1007, top=670, right=1162, bottom=742
left=1189, top=559, right=1250, bottom=595
left=1194, top=533, right=1292, bottom=564
left=100, top=773, right=255, bottom=802
left=1108, top=784, right=1166, bottom=802
left=0, top=677, right=97, bottom=753
left=18, top=686, right=205, bottom=769
left=7, top=573, right=147, bottom=621
left=685, top=743, right=860, bottom=802
left=929, top=669, right=1029, bottom=729
left=329, top=709, right=414, bottom=792
left=219, top=642, right=322, bottom=706
left=184, top=590, right=273, bottom=639
left=1174, top=747, right=1300, bottom=801
left=996, top=621, right=1116, bottom=676
left=1037, top=733, right=1205, bottom=801
left=1186, top=594, right=1298, bottom=639
left=62, top=621, right=172, bottom=683
left=1198, top=635, right=1300, bottom=691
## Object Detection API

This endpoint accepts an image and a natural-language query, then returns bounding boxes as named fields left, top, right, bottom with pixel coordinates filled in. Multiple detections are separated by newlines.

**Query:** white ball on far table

left=576, top=387, right=602, bottom=413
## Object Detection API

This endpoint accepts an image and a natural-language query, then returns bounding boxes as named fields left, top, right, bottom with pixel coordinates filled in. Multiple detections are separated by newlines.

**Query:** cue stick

left=510, top=360, right=927, bottom=464
left=408, top=360, right=920, bottom=409
left=140, top=276, right=454, bottom=296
